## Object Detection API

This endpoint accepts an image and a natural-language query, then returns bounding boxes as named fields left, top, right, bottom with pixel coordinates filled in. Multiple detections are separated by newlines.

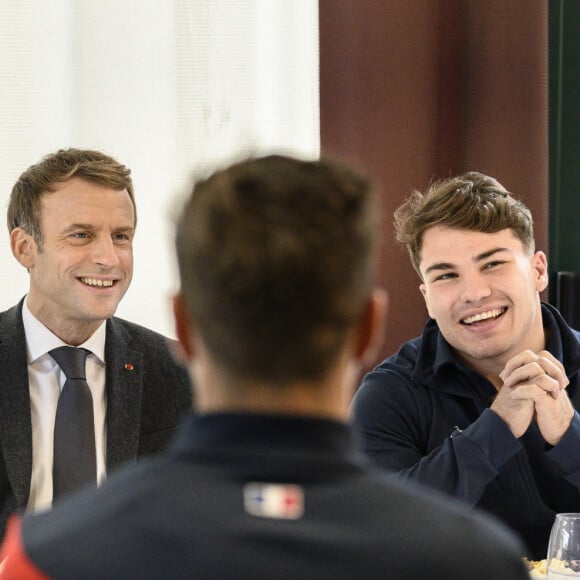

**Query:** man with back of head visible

left=0, top=157, right=528, bottom=579
left=352, top=171, right=580, bottom=560
left=0, top=148, right=191, bottom=538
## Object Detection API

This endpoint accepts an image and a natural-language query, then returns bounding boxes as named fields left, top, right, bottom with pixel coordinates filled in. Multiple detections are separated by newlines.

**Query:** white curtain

left=0, top=0, right=319, bottom=337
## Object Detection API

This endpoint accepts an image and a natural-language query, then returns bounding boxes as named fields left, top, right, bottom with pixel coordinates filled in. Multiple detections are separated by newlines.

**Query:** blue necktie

left=50, top=346, right=96, bottom=500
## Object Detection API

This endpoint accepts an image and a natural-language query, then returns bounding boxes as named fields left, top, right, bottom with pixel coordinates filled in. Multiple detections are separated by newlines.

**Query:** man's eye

left=113, top=233, right=131, bottom=242
left=72, top=232, right=89, bottom=239
left=434, top=273, right=456, bottom=282
left=484, top=261, right=504, bottom=270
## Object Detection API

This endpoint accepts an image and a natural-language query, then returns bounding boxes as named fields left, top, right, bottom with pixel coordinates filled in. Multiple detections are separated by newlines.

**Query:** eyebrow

left=62, top=224, right=136, bottom=235
left=423, top=247, right=511, bottom=276
left=62, top=223, right=96, bottom=234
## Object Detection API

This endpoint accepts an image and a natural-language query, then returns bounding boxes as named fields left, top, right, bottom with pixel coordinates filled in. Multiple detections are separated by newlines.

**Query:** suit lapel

left=104, top=318, right=144, bottom=471
left=0, top=301, right=33, bottom=506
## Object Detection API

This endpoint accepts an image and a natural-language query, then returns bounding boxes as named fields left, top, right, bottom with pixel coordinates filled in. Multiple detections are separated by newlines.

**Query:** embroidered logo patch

left=243, top=483, right=304, bottom=520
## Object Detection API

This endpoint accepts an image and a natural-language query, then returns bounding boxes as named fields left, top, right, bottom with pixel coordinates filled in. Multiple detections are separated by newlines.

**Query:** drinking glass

left=547, top=513, right=580, bottom=578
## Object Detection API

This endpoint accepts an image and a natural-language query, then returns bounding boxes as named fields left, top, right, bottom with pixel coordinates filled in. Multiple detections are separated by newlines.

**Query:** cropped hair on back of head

left=175, top=154, right=377, bottom=385
left=8, top=148, right=135, bottom=247
left=394, top=171, right=535, bottom=277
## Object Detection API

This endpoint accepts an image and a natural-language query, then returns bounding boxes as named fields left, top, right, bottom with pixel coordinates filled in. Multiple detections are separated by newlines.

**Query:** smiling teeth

left=81, top=278, right=113, bottom=287
left=462, top=308, right=505, bottom=325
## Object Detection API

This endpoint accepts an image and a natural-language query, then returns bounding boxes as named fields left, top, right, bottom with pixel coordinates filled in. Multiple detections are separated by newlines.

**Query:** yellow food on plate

left=523, top=557, right=580, bottom=576
left=523, top=558, right=546, bottom=576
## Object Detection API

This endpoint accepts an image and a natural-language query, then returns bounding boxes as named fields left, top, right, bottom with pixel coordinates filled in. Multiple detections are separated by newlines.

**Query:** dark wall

left=319, top=0, right=549, bottom=362
left=549, top=1, right=580, bottom=282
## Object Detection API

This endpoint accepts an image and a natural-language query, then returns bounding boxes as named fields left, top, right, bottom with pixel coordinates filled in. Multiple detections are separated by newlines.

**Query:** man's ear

left=354, top=288, right=388, bottom=367
left=10, top=228, right=36, bottom=269
left=172, top=293, right=195, bottom=362
left=531, top=250, right=549, bottom=293
left=419, top=283, right=434, bottom=319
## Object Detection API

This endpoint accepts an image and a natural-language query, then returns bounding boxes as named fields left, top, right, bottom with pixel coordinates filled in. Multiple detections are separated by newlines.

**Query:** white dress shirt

left=22, top=298, right=107, bottom=513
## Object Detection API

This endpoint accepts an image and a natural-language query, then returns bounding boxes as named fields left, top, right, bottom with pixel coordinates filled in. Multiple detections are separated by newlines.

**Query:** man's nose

left=90, top=236, right=121, bottom=267
left=459, top=272, right=492, bottom=303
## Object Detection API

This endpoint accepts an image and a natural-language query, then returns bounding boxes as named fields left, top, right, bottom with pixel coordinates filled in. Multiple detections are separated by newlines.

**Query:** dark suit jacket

left=0, top=299, right=193, bottom=539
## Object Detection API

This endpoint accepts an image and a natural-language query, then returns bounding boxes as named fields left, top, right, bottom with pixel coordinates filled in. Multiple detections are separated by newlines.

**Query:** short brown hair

left=8, top=148, right=135, bottom=246
left=394, top=171, right=534, bottom=277
left=175, top=155, right=377, bottom=385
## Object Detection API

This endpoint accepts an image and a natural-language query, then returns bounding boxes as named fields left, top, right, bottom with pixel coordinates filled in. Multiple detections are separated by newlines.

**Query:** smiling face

left=11, top=177, right=135, bottom=344
left=418, top=225, right=548, bottom=377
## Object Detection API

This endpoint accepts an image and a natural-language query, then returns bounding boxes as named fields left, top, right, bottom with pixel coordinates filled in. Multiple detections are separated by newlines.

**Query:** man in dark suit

left=0, top=148, right=191, bottom=539
left=0, top=155, right=528, bottom=579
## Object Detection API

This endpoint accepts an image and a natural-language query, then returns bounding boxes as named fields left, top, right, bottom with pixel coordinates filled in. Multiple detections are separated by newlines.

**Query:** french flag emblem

left=243, top=483, right=304, bottom=520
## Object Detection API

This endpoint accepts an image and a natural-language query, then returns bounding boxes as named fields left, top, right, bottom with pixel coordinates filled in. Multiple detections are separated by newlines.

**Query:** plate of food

left=524, top=557, right=580, bottom=577
left=523, top=558, right=546, bottom=578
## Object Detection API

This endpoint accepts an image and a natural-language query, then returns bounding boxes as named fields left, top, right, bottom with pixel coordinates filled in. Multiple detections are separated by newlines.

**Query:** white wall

left=0, top=0, right=319, bottom=337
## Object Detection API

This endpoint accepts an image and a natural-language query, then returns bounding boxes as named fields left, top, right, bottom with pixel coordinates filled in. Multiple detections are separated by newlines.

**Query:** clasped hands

left=490, top=350, right=574, bottom=445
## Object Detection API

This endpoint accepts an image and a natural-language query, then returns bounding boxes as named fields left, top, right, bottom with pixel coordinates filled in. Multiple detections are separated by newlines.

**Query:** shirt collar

left=169, top=413, right=366, bottom=483
left=172, top=413, right=355, bottom=457
left=22, top=297, right=106, bottom=365
left=542, top=301, right=580, bottom=374
left=412, top=318, right=457, bottom=381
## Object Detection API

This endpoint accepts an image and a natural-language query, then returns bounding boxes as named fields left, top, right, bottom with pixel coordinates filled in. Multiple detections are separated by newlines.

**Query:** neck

left=28, top=304, right=103, bottom=346
left=41, top=317, right=101, bottom=346
left=192, top=356, right=358, bottom=422
left=198, top=384, right=349, bottom=421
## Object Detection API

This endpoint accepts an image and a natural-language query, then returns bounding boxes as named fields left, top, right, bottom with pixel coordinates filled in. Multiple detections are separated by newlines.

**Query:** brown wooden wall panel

left=319, top=0, right=548, bottom=363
